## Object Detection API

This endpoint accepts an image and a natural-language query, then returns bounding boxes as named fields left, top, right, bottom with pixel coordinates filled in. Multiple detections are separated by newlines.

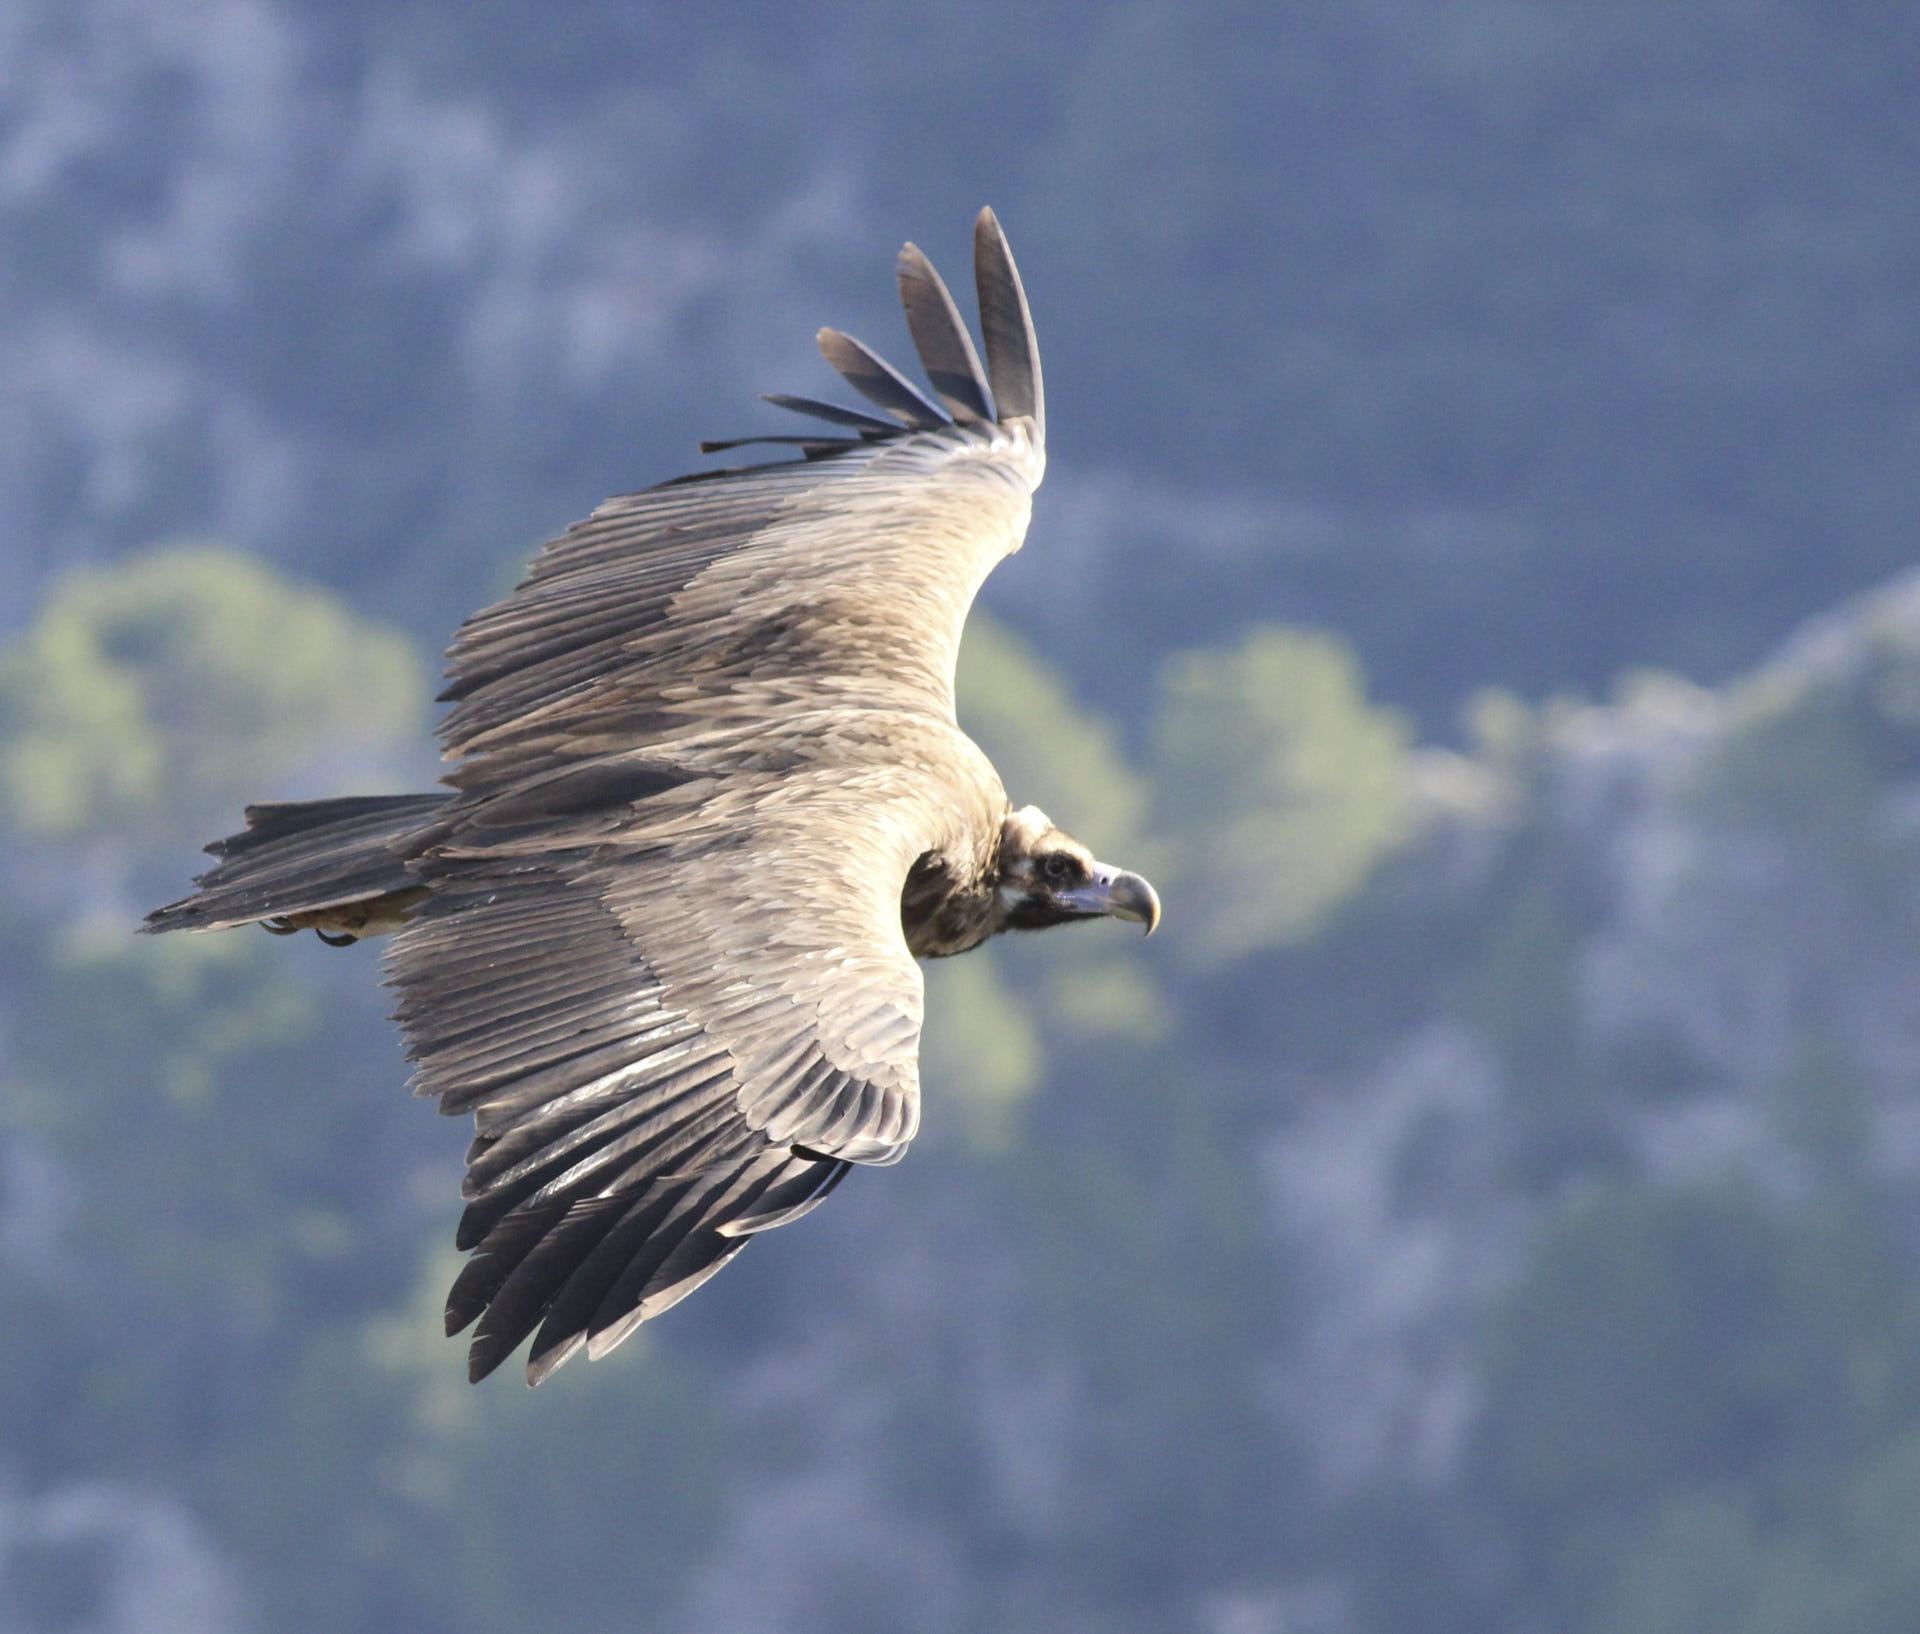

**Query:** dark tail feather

left=144, top=793, right=450, bottom=935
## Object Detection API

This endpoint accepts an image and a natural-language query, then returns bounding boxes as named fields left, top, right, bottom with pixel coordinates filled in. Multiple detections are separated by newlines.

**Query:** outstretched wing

left=394, top=210, right=1042, bottom=1383
left=436, top=208, right=1044, bottom=788
left=392, top=767, right=939, bottom=1384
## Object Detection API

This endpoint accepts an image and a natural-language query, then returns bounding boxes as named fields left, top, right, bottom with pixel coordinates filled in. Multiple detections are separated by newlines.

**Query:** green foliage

left=918, top=952, right=1043, bottom=1150
left=4, top=536, right=1920, bottom=1631
left=1597, top=1428, right=1920, bottom=1634
left=229, top=1273, right=730, bottom=1634
left=0, top=928, right=401, bottom=1471
left=1150, top=626, right=1412, bottom=959
left=1699, top=675, right=1887, bottom=843
left=1466, top=1177, right=1920, bottom=1633
left=1480, top=1185, right=1874, bottom=1513
left=1694, top=587, right=1920, bottom=869
left=0, top=544, right=425, bottom=841
left=0, top=864, right=726, bottom=1634
left=0, top=545, right=731, bottom=1632
left=1595, top=1494, right=1797, bottom=1634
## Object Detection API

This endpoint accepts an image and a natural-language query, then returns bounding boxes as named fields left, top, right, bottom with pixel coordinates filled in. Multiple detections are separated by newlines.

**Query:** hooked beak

left=1060, top=863, right=1162, bottom=936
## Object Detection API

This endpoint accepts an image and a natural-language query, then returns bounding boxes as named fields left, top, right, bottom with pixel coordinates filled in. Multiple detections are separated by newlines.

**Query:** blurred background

left=3, top=2, right=1920, bottom=1630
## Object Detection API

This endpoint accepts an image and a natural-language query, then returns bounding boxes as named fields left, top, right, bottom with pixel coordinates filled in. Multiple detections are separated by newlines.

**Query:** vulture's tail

left=144, top=792, right=451, bottom=942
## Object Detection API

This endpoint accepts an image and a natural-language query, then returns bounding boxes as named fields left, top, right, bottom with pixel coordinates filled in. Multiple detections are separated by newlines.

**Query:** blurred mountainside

left=4, top=0, right=1918, bottom=725
left=5, top=0, right=1920, bottom=1629
left=0, top=544, right=1918, bottom=1633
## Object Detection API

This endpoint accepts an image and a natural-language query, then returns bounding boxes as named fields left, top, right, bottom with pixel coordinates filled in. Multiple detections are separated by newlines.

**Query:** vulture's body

left=148, top=211, right=1158, bottom=1385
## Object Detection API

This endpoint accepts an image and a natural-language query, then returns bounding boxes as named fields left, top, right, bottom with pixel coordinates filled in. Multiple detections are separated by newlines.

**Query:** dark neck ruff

left=901, top=846, right=1000, bottom=959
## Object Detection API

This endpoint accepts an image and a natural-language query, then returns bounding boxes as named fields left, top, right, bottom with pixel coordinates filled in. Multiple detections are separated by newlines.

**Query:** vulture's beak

left=1062, top=863, right=1162, bottom=936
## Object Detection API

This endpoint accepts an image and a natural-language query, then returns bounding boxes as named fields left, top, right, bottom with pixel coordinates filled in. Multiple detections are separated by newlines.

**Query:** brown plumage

left=146, top=210, right=1160, bottom=1385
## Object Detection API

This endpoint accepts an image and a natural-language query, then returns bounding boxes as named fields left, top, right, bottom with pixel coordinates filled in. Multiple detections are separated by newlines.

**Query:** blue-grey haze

left=3, top=3, right=1919, bottom=1631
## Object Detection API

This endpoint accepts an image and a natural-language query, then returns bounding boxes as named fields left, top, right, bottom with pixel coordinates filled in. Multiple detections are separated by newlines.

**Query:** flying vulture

left=147, top=209, right=1160, bottom=1385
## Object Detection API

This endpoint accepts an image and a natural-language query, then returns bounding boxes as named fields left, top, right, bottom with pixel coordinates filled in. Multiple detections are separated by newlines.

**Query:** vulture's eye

left=1041, top=853, right=1077, bottom=885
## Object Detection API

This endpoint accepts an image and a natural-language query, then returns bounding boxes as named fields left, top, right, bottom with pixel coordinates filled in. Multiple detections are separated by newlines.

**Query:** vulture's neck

left=901, top=828, right=1004, bottom=960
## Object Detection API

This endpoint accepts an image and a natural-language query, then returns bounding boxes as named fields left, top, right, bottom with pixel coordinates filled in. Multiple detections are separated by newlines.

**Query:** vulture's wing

left=434, top=208, right=1043, bottom=785
left=393, top=767, right=935, bottom=1385
left=392, top=209, right=1044, bottom=1383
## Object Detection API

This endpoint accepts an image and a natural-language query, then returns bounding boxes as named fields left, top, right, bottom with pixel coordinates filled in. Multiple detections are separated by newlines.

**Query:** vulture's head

left=993, top=806, right=1161, bottom=936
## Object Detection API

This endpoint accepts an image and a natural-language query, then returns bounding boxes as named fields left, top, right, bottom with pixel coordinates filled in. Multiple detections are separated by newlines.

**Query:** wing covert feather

left=439, top=424, right=1041, bottom=771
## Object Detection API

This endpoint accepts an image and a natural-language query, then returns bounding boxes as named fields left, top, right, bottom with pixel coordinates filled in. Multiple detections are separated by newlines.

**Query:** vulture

left=147, top=209, right=1160, bottom=1386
